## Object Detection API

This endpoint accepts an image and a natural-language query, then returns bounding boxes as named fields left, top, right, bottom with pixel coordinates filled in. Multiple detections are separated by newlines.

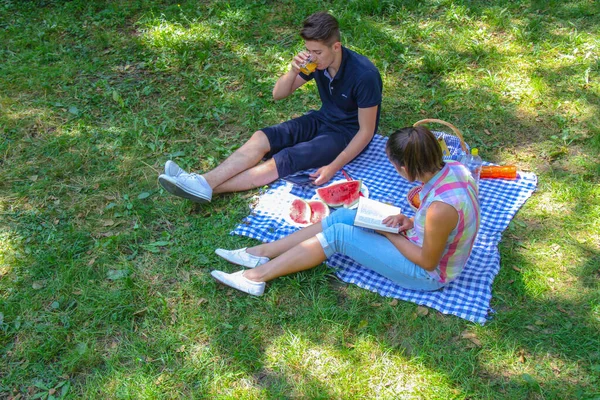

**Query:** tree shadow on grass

left=2, top=0, right=600, bottom=398
left=194, top=185, right=600, bottom=395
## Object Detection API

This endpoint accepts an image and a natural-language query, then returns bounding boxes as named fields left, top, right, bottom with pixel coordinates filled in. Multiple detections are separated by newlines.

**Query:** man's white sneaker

left=158, top=172, right=213, bottom=203
left=215, top=248, right=269, bottom=269
left=164, top=160, right=186, bottom=178
left=211, top=270, right=265, bottom=296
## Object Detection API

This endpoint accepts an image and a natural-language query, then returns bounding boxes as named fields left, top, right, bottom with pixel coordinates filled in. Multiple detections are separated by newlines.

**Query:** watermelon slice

left=289, top=199, right=311, bottom=224
left=316, top=180, right=362, bottom=208
left=307, top=200, right=330, bottom=224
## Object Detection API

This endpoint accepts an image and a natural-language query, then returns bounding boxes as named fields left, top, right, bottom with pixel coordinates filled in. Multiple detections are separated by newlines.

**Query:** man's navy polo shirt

left=299, top=46, right=382, bottom=135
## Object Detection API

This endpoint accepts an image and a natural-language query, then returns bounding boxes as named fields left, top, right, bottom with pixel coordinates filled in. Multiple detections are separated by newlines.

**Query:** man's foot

left=158, top=173, right=213, bottom=203
left=215, top=248, right=269, bottom=269
left=211, top=270, right=265, bottom=296
left=164, top=160, right=186, bottom=178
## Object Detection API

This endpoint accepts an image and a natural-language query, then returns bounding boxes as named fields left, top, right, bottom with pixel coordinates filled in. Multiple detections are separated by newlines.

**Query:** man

left=158, top=12, right=382, bottom=203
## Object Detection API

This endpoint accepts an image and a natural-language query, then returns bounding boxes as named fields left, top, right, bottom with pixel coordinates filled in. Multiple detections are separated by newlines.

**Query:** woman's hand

left=382, top=214, right=414, bottom=232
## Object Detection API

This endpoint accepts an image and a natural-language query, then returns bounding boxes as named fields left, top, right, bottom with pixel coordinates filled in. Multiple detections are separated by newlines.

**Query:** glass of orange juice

left=299, top=55, right=317, bottom=74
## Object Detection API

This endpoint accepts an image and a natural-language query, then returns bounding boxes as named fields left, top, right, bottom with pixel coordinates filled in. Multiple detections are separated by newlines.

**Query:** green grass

left=1, top=0, right=599, bottom=398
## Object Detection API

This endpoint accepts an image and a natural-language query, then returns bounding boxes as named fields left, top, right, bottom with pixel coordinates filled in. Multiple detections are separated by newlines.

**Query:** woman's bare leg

left=246, top=222, right=324, bottom=259
left=244, top=237, right=326, bottom=282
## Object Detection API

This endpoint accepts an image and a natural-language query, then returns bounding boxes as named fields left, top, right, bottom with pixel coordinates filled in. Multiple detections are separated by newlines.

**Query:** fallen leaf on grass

left=32, top=281, right=45, bottom=290
left=99, top=231, right=116, bottom=238
left=178, top=271, right=190, bottom=282
left=107, top=269, right=128, bottom=280
left=416, top=306, right=429, bottom=316
left=460, top=330, right=482, bottom=347
left=512, top=266, right=522, bottom=272
left=102, top=219, right=114, bottom=227
left=28, top=175, right=38, bottom=182
left=525, top=325, right=537, bottom=331
left=155, top=374, right=166, bottom=385
left=389, top=299, right=399, bottom=306
left=371, top=302, right=382, bottom=307
left=556, top=306, right=569, bottom=314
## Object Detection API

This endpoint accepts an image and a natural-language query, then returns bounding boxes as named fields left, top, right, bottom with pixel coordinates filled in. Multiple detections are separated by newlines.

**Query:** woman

left=211, top=126, right=480, bottom=296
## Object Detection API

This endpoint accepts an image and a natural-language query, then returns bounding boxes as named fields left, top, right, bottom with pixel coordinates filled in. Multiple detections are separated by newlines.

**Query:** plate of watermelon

left=287, top=198, right=331, bottom=227
left=314, top=180, right=369, bottom=210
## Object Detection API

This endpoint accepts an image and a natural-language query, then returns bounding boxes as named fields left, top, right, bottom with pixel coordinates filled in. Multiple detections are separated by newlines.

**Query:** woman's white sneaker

left=211, top=270, right=265, bottom=296
left=215, top=248, right=269, bottom=268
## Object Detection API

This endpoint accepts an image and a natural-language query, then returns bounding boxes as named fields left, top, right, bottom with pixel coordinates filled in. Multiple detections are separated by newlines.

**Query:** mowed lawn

left=1, top=0, right=599, bottom=398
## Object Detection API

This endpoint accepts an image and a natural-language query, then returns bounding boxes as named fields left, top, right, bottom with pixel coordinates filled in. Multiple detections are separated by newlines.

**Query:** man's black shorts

left=261, top=112, right=355, bottom=178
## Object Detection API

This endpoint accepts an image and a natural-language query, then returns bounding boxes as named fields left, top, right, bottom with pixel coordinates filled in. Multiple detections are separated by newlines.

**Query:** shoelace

left=180, top=172, right=203, bottom=184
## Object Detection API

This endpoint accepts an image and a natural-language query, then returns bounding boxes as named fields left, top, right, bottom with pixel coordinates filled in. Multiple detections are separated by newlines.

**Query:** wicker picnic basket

left=413, top=118, right=469, bottom=161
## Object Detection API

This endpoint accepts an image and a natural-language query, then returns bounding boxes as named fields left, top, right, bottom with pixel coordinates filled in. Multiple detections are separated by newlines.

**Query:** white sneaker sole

left=158, top=174, right=211, bottom=203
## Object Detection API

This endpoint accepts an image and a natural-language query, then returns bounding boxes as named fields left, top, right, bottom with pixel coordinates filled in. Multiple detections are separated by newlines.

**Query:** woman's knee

left=322, top=222, right=356, bottom=254
left=326, top=208, right=357, bottom=226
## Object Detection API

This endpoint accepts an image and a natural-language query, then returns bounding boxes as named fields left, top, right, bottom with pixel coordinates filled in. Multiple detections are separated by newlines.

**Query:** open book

left=353, top=197, right=402, bottom=233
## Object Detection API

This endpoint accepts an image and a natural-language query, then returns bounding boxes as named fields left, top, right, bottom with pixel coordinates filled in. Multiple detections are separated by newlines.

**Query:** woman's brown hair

left=385, top=126, right=444, bottom=181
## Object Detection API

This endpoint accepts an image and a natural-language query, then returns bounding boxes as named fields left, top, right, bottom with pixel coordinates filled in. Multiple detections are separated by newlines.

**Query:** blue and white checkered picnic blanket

left=232, top=134, right=537, bottom=324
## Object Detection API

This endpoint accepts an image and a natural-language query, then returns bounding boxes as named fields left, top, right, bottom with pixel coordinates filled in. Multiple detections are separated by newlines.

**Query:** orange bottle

left=480, top=165, right=517, bottom=179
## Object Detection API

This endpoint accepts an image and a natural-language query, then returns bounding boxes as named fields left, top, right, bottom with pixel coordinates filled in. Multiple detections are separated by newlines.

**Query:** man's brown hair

left=386, top=126, right=444, bottom=181
left=300, top=12, right=340, bottom=45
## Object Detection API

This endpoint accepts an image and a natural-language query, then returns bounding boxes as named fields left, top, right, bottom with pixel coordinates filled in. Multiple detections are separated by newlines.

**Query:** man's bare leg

left=213, top=158, right=279, bottom=193
left=202, top=130, right=271, bottom=190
